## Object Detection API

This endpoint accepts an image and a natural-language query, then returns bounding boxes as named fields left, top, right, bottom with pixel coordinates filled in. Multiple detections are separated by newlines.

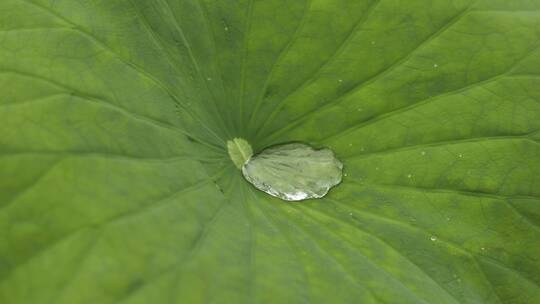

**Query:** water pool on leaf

left=228, top=139, right=343, bottom=201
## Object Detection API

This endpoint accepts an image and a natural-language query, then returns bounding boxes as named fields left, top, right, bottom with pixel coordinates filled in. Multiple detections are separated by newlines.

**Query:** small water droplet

left=407, top=174, right=412, bottom=178
left=371, top=41, right=375, bottom=45
left=430, top=235, right=437, bottom=241
left=338, top=79, right=343, bottom=83
left=349, top=212, right=353, bottom=216
left=344, top=173, right=348, bottom=177
left=421, top=151, right=426, bottom=156
left=227, top=138, right=253, bottom=169
left=207, top=77, right=212, bottom=81
left=348, top=143, right=353, bottom=147
left=481, top=247, right=485, bottom=251
left=433, top=63, right=439, bottom=68
left=224, top=26, right=229, bottom=31
left=375, top=167, right=379, bottom=171
left=446, top=217, right=451, bottom=221
left=458, top=154, right=463, bottom=158
left=357, top=108, right=363, bottom=112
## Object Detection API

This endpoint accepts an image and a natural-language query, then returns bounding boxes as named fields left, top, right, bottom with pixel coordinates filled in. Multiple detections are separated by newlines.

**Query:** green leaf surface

left=1, top=0, right=540, bottom=303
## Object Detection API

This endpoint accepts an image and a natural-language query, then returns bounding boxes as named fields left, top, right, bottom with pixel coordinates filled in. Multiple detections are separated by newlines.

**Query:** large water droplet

left=240, top=142, right=343, bottom=202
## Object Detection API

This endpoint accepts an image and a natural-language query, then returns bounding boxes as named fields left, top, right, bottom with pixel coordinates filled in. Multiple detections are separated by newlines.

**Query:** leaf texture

left=1, top=0, right=540, bottom=303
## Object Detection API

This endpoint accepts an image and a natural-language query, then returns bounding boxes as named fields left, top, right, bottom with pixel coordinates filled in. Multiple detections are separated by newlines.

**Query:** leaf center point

left=227, top=138, right=253, bottom=169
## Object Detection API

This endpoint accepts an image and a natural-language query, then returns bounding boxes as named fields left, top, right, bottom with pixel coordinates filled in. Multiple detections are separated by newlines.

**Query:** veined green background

left=1, top=0, right=540, bottom=303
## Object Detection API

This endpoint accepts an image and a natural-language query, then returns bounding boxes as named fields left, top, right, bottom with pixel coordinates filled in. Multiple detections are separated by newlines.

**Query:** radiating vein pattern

left=1, top=0, right=540, bottom=303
